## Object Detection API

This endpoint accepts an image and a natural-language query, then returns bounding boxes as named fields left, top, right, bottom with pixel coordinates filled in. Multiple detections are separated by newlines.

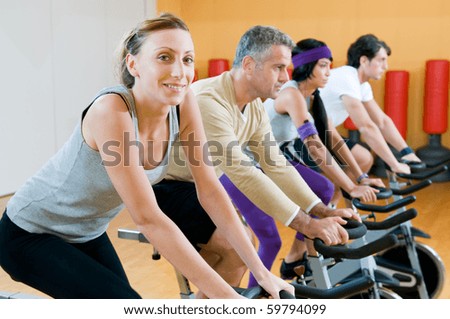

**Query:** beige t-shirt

left=166, top=71, right=321, bottom=225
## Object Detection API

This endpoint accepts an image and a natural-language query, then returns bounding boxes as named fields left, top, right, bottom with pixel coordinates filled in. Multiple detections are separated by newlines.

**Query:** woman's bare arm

left=83, top=94, right=239, bottom=298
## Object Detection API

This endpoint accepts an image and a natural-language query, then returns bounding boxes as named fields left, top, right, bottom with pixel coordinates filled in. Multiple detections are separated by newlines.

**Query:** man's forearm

left=288, top=210, right=313, bottom=235
left=360, top=124, right=399, bottom=168
left=308, top=202, right=333, bottom=218
left=379, top=117, right=408, bottom=152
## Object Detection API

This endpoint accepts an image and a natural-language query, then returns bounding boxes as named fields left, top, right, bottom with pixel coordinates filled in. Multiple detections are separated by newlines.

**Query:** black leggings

left=153, top=179, right=216, bottom=251
left=0, top=211, right=140, bottom=299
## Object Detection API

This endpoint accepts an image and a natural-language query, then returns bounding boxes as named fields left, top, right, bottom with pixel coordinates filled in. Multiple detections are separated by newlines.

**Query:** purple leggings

left=219, top=161, right=333, bottom=287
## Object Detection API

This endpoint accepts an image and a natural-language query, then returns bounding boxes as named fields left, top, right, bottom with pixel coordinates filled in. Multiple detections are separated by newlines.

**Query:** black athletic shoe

left=280, top=253, right=312, bottom=279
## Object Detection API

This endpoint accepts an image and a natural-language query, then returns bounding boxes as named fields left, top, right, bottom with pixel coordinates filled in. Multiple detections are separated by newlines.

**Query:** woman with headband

left=264, top=38, right=383, bottom=279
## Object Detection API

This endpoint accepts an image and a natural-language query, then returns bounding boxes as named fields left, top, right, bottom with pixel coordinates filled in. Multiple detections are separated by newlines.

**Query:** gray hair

left=232, top=25, right=295, bottom=68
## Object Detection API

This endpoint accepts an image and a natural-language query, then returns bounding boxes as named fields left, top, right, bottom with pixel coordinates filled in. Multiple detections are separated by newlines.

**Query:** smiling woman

left=0, top=13, right=292, bottom=299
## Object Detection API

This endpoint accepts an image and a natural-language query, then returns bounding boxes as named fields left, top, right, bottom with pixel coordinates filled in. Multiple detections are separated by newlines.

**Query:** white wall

left=0, top=0, right=156, bottom=195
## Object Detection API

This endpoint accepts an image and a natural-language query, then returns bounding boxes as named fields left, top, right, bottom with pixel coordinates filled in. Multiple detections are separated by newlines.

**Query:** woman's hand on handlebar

left=255, top=271, right=295, bottom=299
left=401, top=152, right=421, bottom=163
left=392, top=161, right=411, bottom=174
left=349, top=185, right=379, bottom=202
left=359, top=176, right=385, bottom=188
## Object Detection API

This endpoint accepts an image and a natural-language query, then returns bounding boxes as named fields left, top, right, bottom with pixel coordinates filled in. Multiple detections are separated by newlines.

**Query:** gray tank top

left=264, top=80, right=313, bottom=144
left=6, top=85, right=179, bottom=243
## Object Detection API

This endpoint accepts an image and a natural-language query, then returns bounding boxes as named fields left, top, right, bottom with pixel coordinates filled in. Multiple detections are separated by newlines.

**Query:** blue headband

left=292, top=46, right=332, bottom=69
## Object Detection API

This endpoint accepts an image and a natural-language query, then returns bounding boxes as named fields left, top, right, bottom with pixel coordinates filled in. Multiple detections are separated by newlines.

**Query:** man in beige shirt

left=164, top=25, right=358, bottom=287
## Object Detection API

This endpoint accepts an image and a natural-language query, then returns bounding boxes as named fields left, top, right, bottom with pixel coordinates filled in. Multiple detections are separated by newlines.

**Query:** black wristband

left=400, top=146, right=414, bottom=157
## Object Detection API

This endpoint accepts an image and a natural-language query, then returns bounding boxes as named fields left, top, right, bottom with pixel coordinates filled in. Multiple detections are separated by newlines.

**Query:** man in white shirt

left=320, top=34, right=421, bottom=175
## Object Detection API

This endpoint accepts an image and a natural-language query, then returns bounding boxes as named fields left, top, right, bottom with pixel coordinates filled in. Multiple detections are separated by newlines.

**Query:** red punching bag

left=287, top=68, right=293, bottom=80
left=344, top=117, right=357, bottom=131
left=193, top=69, right=199, bottom=82
left=423, top=60, right=449, bottom=134
left=416, top=59, right=450, bottom=182
left=344, top=116, right=358, bottom=131
left=343, top=116, right=361, bottom=146
left=208, top=59, right=230, bottom=77
left=384, top=71, right=409, bottom=139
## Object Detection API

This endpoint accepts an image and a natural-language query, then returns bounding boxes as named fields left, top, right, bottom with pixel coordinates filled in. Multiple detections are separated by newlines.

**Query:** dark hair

left=347, top=34, right=391, bottom=68
left=292, top=39, right=332, bottom=149
left=116, top=13, right=190, bottom=88
left=232, top=25, right=294, bottom=68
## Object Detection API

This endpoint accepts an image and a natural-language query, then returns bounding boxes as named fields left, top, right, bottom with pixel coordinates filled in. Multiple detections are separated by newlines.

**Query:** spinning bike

left=317, top=163, right=447, bottom=298
left=118, top=219, right=375, bottom=299
left=301, top=188, right=416, bottom=299
left=365, top=163, right=448, bottom=298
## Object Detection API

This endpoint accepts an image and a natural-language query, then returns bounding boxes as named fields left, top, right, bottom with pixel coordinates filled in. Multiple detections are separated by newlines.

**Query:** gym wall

left=0, top=0, right=156, bottom=195
left=157, top=0, right=450, bottom=150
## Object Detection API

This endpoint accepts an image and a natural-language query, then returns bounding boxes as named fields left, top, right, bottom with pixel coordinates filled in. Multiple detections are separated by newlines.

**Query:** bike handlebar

left=310, top=218, right=398, bottom=261
left=371, top=186, right=393, bottom=199
left=238, top=276, right=375, bottom=299
left=343, top=219, right=368, bottom=239
left=236, top=286, right=296, bottom=299
left=314, top=234, right=398, bottom=260
left=391, top=179, right=432, bottom=195
left=341, top=186, right=392, bottom=201
left=352, top=195, right=416, bottom=213
left=415, top=157, right=450, bottom=169
left=363, top=208, right=418, bottom=230
left=292, top=275, right=374, bottom=299
left=401, top=160, right=426, bottom=171
left=279, top=290, right=296, bottom=299
left=305, top=219, right=366, bottom=243
left=396, top=165, right=448, bottom=180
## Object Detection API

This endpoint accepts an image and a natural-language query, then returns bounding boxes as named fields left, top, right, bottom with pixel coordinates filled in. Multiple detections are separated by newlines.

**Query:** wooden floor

left=0, top=178, right=449, bottom=299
